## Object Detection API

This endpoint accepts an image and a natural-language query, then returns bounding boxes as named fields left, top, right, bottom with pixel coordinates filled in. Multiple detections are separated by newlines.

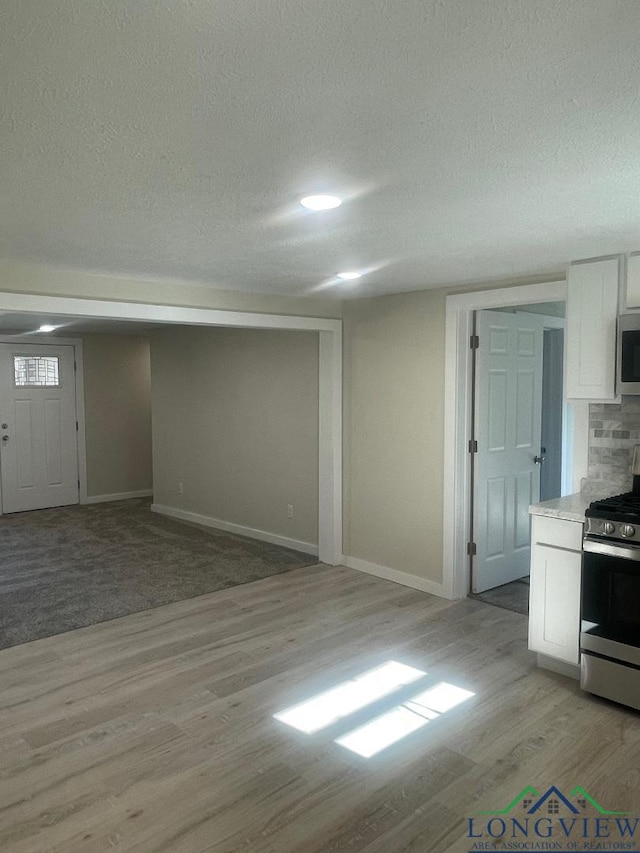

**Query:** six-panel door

left=0, top=343, right=79, bottom=513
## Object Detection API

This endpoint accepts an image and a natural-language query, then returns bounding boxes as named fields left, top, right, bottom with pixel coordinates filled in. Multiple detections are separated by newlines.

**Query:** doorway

left=469, top=302, right=567, bottom=609
left=443, top=279, right=588, bottom=602
left=0, top=292, right=342, bottom=565
left=0, top=341, right=83, bottom=514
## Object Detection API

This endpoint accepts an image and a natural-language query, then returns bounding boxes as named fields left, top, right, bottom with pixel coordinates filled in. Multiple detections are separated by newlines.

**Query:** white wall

left=151, top=326, right=319, bottom=548
left=82, top=334, right=152, bottom=498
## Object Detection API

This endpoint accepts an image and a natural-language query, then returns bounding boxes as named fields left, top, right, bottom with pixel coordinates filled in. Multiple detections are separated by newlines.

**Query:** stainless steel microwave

left=618, top=313, right=640, bottom=393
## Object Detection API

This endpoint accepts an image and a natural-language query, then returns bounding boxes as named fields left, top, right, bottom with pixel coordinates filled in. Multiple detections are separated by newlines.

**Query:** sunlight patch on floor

left=274, top=662, right=475, bottom=757
left=273, top=661, right=425, bottom=735
left=336, top=681, right=475, bottom=757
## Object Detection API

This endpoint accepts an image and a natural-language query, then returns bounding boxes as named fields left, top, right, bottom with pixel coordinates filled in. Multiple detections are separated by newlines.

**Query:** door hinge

left=468, top=439, right=478, bottom=453
left=77, top=479, right=80, bottom=490
left=74, top=361, right=77, bottom=372
left=467, top=541, right=477, bottom=556
left=75, top=420, right=79, bottom=431
left=470, top=334, right=479, bottom=350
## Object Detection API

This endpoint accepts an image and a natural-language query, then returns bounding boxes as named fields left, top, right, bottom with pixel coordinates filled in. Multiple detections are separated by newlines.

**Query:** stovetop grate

left=585, top=492, right=640, bottom=522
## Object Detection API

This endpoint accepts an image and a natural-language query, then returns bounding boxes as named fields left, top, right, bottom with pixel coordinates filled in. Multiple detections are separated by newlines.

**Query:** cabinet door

left=626, top=254, right=640, bottom=309
left=528, top=543, right=581, bottom=664
left=565, top=257, right=619, bottom=400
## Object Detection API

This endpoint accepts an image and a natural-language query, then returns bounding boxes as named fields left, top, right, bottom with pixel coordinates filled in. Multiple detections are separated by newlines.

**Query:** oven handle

left=583, top=539, right=640, bottom=561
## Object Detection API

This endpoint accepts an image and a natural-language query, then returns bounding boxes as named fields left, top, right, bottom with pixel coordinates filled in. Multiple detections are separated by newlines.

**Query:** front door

left=472, top=311, right=544, bottom=593
left=0, top=344, right=79, bottom=513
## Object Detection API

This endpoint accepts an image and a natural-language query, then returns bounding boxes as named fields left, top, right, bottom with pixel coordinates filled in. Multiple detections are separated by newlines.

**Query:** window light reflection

left=407, top=682, right=475, bottom=715
left=336, top=681, right=475, bottom=758
left=273, top=661, right=425, bottom=734
left=336, top=705, right=437, bottom=758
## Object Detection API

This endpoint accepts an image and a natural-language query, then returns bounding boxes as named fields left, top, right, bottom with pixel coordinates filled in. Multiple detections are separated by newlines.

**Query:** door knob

left=534, top=454, right=545, bottom=464
left=1, top=435, right=8, bottom=442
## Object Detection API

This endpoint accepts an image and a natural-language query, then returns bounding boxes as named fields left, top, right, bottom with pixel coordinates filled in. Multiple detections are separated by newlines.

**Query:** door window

left=13, top=355, right=60, bottom=387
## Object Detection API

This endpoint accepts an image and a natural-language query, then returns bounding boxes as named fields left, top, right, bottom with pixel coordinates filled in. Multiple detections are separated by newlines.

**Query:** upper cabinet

left=626, top=254, right=640, bottom=309
left=566, top=257, right=619, bottom=400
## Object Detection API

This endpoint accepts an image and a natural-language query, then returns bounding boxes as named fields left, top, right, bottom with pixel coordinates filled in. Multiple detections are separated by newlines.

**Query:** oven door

left=581, top=539, right=640, bottom=667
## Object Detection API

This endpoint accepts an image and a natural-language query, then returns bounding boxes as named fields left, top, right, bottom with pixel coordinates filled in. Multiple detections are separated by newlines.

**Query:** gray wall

left=151, top=326, right=319, bottom=546
left=82, top=334, right=153, bottom=497
left=343, top=289, right=447, bottom=583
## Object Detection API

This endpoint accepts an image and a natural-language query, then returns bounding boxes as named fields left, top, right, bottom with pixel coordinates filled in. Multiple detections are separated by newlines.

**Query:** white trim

left=151, top=503, right=319, bottom=556
left=86, top=489, right=153, bottom=504
left=318, top=330, right=342, bottom=564
left=0, top=292, right=339, bottom=332
left=0, top=291, right=342, bottom=564
left=443, top=281, right=576, bottom=600
left=0, top=334, right=87, bottom=513
left=343, top=555, right=447, bottom=598
left=73, top=341, right=88, bottom=505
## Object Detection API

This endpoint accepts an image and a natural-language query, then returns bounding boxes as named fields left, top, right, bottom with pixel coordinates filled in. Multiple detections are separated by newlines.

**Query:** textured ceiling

left=2, top=0, right=640, bottom=298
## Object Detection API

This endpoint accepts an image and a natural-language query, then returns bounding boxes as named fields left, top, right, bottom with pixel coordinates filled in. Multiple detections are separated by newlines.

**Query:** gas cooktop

left=585, top=492, right=640, bottom=542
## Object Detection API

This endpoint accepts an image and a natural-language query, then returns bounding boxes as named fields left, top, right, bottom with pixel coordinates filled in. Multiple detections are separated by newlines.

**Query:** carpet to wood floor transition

left=0, top=499, right=316, bottom=649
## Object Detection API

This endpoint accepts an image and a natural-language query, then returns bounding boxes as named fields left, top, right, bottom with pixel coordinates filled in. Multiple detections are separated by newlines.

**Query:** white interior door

left=0, top=344, right=79, bottom=513
left=473, top=311, right=544, bottom=593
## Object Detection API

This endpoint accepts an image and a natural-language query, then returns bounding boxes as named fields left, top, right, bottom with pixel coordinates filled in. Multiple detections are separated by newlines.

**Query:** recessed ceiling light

left=300, top=194, right=342, bottom=211
left=38, top=325, right=56, bottom=333
left=337, top=271, right=362, bottom=281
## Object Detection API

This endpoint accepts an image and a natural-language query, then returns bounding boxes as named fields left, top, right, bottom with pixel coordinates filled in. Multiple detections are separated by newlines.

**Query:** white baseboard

left=85, top=489, right=153, bottom=504
left=151, top=504, right=319, bottom=557
left=343, top=555, right=449, bottom=599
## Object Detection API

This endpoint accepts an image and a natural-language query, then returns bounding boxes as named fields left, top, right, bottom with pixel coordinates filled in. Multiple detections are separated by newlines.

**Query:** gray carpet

left=469, top=577, right=530, bottom=615
left=0, top=499, right=316, bottom=649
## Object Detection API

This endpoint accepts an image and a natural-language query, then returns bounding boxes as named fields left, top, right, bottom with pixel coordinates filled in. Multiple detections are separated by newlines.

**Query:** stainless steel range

left=582, top=492, right=640, bottom=710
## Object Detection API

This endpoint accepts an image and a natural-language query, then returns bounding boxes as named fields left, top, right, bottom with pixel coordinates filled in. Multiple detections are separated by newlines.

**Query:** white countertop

left=529, top=493, right=592, bottom=523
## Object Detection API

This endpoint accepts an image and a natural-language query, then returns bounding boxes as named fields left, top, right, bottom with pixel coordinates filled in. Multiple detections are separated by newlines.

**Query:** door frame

left=0, top=293, right=343, bottom=566
left=443, top=280, right=589, bottom=599
left=0, top=335, right=87, bottom=514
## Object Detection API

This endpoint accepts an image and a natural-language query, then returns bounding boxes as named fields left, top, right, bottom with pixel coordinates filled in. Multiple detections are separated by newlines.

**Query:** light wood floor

left=1, top=564, right=639, bottom=852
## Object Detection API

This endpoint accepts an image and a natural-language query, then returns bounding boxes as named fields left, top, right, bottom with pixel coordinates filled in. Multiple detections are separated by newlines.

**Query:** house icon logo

left=467, top=784, right=638, bottom=851
left=479, top=784, right=627, bottom=817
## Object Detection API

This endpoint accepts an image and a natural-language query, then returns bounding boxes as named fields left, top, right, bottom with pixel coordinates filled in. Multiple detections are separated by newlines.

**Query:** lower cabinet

left=528, top=515, right=582, bottom=666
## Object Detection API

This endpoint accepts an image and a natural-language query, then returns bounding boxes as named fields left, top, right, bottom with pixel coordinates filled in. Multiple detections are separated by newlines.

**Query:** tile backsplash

left=585, top=397, right=640, bottom=494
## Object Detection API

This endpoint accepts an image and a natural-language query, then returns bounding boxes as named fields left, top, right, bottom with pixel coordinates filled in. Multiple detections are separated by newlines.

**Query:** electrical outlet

left=287, top=503, right=294, bottom=519
left=178, top=481, right=184, bottom=495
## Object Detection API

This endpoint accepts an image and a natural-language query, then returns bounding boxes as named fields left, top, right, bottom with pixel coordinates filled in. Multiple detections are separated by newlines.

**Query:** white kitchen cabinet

left=565, top=257, right=619, bottom=400
left=626, top=254, right=640, bottom=309
left=528, top=515, right=582, bottom=666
